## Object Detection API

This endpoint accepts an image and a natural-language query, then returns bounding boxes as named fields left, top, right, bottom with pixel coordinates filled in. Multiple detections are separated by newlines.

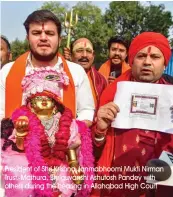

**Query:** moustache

left=112, top=55, right=122, bottom=60
left=78, top=58, right=89, bottom=62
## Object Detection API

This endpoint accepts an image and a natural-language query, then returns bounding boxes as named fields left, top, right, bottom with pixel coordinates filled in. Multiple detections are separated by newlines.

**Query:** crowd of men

left=1, top=9, right=173, bottom=197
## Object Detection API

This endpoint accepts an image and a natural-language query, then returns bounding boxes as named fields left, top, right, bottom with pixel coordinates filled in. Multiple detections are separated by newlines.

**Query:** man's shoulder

left=0, top=61, right=14, bottom=74
left=66, top=60, right=85, bottom=74
left=66, top=60, right=83, bottom=68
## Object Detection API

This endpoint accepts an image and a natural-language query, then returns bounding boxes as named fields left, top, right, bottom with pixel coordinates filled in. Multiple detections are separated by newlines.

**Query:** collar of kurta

left=98, top=59, right=130, bottom=80
left=5, top=51, right=76, bottom=118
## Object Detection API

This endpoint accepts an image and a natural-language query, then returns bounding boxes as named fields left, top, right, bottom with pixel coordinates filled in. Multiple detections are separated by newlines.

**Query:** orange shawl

left=5, top=52, right=76, bottom=118
left=98, top=59, right=130, bottom=80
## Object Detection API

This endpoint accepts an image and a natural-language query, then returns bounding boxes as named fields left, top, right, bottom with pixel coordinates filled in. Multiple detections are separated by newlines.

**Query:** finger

left=108, top=76, right=116, bottom=80
left=98, top=109, right=116, bottom=122
left=106, top=103, right=120, bottom=114
left=108, top=79, right=115, bottom=84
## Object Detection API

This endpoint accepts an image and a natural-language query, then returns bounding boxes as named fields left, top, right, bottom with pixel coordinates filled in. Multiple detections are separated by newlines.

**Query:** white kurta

left=0, top=54, right=95, bottom=122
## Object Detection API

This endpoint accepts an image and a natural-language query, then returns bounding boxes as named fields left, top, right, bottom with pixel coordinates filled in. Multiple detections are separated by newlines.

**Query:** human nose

left=40, top=32, right=47, bottom=41
left=115, top=49, right=120, bottom=55
left=144, top=55, right=152, bottom=65
left=81, top=50, right=87, bottom=56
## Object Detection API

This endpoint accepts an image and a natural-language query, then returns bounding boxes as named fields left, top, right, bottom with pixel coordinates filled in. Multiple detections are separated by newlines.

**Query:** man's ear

left=9, top=52, right=12, bottom=61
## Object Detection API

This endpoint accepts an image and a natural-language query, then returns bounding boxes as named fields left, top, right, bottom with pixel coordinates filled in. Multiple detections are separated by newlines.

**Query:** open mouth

left=79, top=59, right=89, bottom=63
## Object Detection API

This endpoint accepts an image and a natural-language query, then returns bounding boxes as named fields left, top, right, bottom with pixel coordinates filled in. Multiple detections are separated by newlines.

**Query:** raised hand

left=96, top=102, right=120, bottom=132
left=63, top=47, right=71, bottom=61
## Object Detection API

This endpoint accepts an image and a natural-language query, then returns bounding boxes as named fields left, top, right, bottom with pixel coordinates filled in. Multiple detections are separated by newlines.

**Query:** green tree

left=41, top=1, right=69, bottom=28
left=11, top=39, right=29, bottom=60
left=73, top=2, right=113, bottom=65
left=10, top=2, right=173, bottom=64
left=41, top=1, right=112, bottom=66
left=104, top=1, right=173, bottom=42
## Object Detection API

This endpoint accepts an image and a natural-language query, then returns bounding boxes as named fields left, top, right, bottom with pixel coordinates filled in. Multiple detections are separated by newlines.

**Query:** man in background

left=99, top=36, right=130, bottom=83
left=0, top=35, right=12, bottom=68
left=64, top=38, right=107, bottom=108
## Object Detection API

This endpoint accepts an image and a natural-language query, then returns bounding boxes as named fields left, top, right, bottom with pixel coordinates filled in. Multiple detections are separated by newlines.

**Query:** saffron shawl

left=5, top=52, right=76, bottom=118
left=90, top=67, right=107, bottom=107
left=98, top=59, right=130, bottom=80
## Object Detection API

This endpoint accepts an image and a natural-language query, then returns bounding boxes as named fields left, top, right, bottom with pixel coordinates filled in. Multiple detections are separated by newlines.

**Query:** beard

left=29, top=44, right=59, bottom=61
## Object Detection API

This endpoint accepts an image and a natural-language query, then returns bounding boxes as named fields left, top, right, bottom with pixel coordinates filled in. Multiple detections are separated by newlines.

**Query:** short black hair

left=1, top=35, right=11, bottom=52
left=108, top=36, right=129, bottom=51
left=23, top=10, right=61, bottom=36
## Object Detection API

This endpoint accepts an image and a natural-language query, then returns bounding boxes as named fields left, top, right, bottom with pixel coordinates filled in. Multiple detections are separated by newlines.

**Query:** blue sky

left=1, top=1, right=173, bottom=42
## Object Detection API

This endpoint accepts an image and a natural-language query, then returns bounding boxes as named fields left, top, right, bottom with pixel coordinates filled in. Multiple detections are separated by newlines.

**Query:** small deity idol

left=1, top=67, right=94, bottom=197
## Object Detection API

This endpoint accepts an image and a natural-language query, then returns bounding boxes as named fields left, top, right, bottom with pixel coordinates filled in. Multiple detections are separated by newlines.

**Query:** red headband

left=129, top=32, right=171, bottom=67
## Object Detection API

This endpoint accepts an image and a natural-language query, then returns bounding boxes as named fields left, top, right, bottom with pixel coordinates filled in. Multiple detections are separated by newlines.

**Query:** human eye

left=111, top=48, right=117, bottom=52
left=136, top=53, right=146, bottom=59
left=32, top=31, right=41, bottom=36
left=86, top=49, right=92, bottom=54
left=46, top=31, right=55, bottom=36
left=76, top=49, right=84, bottom=53
left=151, top=54, right=161, bottom=59
left=119, top=49, right=125, bottom=53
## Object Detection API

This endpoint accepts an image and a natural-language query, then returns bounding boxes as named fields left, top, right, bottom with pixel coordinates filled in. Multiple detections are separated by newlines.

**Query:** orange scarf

left=87, top=70, right=97, bottom=107
left=98, top=59, right=130, bottom=80
left=5, top=52, right=76, bottom=118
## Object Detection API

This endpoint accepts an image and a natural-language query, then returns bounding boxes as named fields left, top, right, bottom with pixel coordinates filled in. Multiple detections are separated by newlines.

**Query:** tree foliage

left=41, top=1, right=112, bottom=64
left=104, top=2, right=173, bottom=42
left=11, top=39, right=29, bottom=61
left=10, top=1, right=173, bottom=64
left=72, top=2, right=113, bottom=64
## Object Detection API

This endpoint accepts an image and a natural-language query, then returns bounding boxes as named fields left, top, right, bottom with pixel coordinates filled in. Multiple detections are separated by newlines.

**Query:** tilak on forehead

left=115, top=43, right=120, bottom=49
left=147, top=46, right=151, bottom=55
left=42, top=23, right=45, bottom=31
left=73, top=38, right=93, bottom=52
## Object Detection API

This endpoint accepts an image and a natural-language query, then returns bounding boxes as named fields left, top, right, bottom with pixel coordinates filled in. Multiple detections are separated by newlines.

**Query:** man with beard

left=92, top=32, right=173, bottom=197
left=99, top=36, right=131, bottom=84
left=64, top=38, right=107, bottom=108
left=99, top=36, right=173, bottom=84
left=0, top=10, right=95, bottom=127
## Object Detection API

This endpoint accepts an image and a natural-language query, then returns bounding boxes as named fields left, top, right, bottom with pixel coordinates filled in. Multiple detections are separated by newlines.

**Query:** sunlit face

left=27, top=21, right=60, bottom=61
left=30, top=96, right=56, bottom=114
left=109, top=43, right=127, bottom=65
left=71, top=38, right=94, bottom=72
left=0, top=38, right=11, bottom=68
left=132, top=45, right=165, bottom=83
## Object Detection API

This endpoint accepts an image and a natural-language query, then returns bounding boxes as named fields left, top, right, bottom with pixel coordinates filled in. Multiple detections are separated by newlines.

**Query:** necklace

left=40, top=116, right=54, bottom=131
left=40, top=113, right=60, bottom=147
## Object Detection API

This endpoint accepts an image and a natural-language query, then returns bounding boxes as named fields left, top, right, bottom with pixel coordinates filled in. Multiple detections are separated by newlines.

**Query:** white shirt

left=0, top=55, right=95, bottom=122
